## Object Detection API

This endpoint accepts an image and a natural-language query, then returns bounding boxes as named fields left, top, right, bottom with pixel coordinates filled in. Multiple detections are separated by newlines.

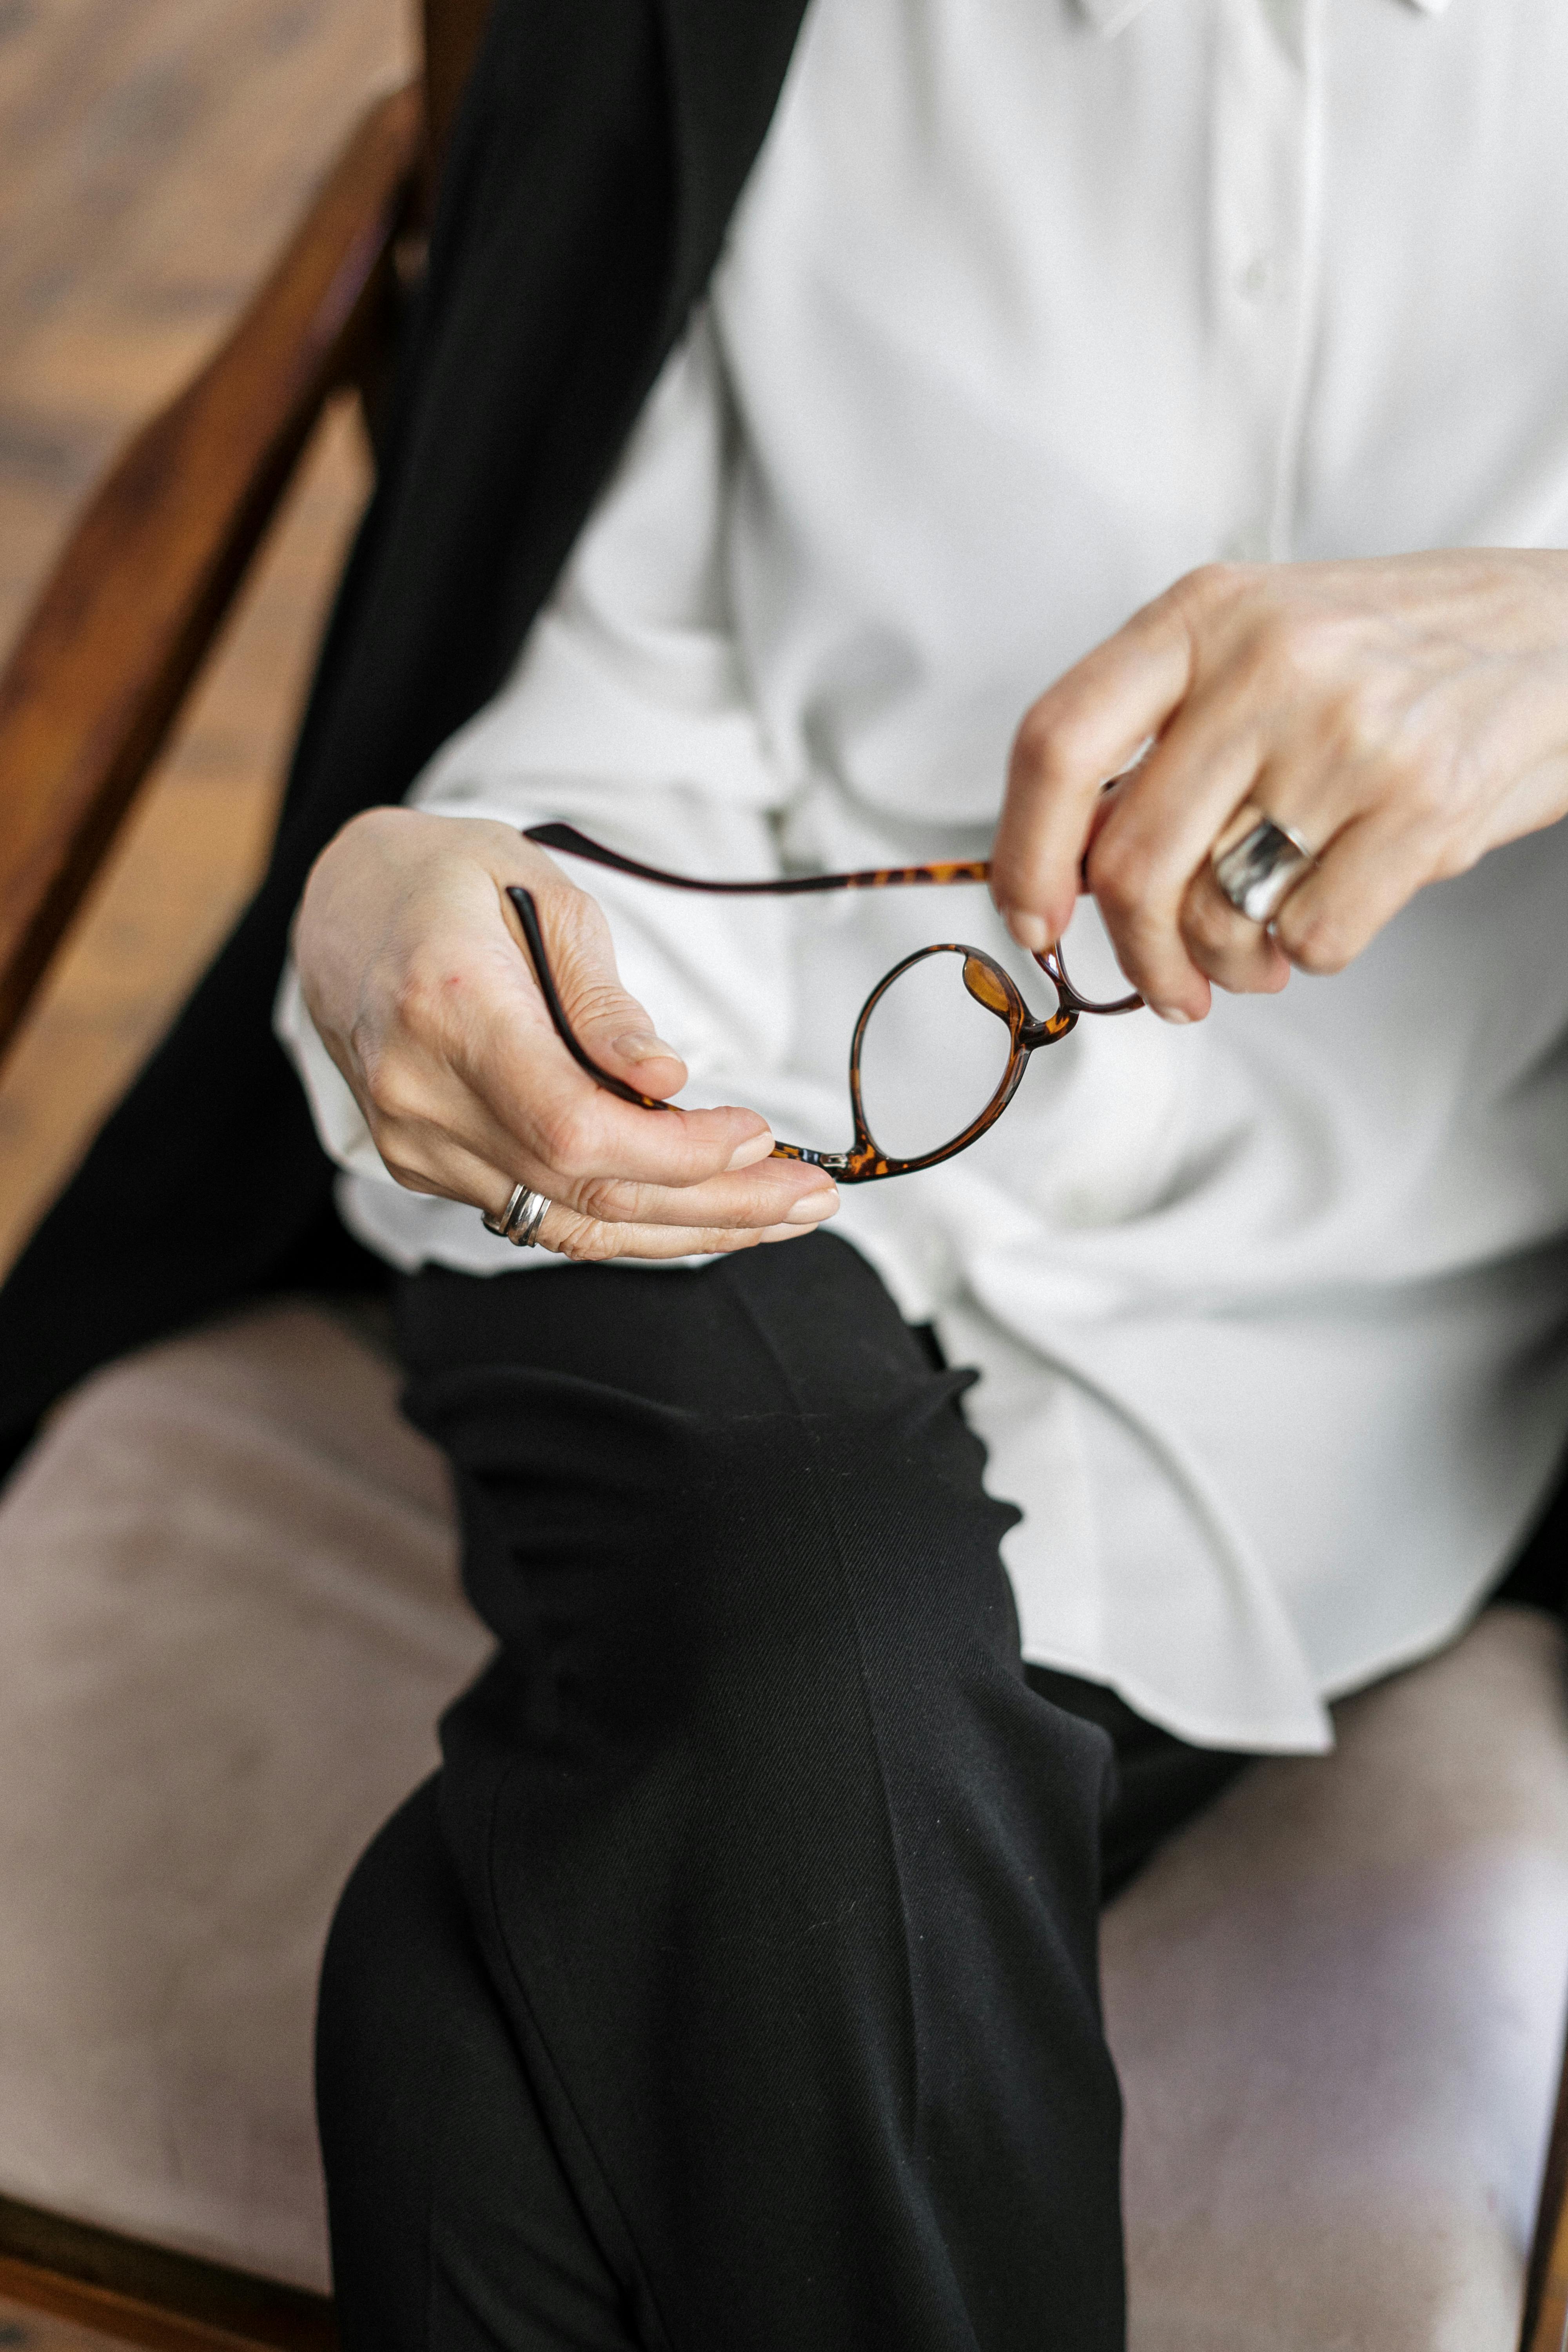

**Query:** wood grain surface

left=0, top=2284, right=127, bottom=2350
left=0, top=80, right=420, bottom=1052
left=1524, top=2035, right=1568, bottom=2352
left=0, top=2266, right=318, bottom=2352
left=0, top=0, right=409, bottom=1274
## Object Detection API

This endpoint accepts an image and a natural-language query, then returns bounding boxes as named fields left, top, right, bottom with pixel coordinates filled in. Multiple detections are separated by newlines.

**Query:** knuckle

left=1174, top=559, right=1246, bottom=611
left=357, top=1042, right=426, bottom=1127
left=538, top=879, right=609, bottom=960
left=531, top=1097, right=595, bottom=1176
left=1249, top=613, right=1314, bottom=694
left=1011, top=704, right=1091, bottom=791
left=1279, top=904, right=1350, bottom=975
left=574, top=1173, right=639, bottom=1223
left=566, top=979, right=641, bottom=1041
left=703, top=1228, right=762, bottom=1256
left=1321, top=682, right=1395, bottom=769
left=1182, top=891, right=1241, bottom=960
left=1428, top=824, right=1482, bottom=884
left=1249, top=608, right=1350, bottom=705
left=1009, top=704, right=1053, bottom=771
left=1396, top=756, right=1459, bottom=833
left=387, top=956, right=448, bottom=1039
left=1085, top=834, right=1143, bottom=918
left=1164, top=561, right=1259, bottom=646
left=381, top=1153, right=439, bottom=1194
left=1335, top=682, right=1382, bottom=762
left=551, top=1214, right=621, bottom=1264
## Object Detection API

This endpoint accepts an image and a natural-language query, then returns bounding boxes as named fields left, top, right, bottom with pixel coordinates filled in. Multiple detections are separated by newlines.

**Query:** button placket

left=1210, top=0, right=1325, bottom=564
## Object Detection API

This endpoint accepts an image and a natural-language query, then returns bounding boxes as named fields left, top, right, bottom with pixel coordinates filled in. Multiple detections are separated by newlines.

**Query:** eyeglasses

left=509, top=822, right=1144, bottom=1183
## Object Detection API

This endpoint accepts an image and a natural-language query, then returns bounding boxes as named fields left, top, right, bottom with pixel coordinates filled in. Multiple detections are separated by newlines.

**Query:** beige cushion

left=1105, top=1603, right=1568, bottom=2351
left=0, top=1303, right=1564, bottom=2338
left=0, top=1304, right=491, bottom=2291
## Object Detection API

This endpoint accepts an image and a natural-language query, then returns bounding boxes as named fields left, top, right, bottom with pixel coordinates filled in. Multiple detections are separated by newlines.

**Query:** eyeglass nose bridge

left=962, top=934, right=1144, bottom=1058
left=961, top=936, right=1142, bottom=1039
left=960, top=949, right=1076, bottom=1053
left=1032, top=935, right=1144, bottom=1021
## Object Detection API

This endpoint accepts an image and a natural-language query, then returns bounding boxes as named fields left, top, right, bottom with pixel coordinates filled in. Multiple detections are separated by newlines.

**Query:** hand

left=991, top=551, right=1568, bottom=1022
left=292, top=808, right=839, bottom=1258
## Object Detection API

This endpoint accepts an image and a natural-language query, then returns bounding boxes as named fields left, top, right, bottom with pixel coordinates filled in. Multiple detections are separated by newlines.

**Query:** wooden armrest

left=0, top=2192, right=336, bottom=2347
left=1524, top=2025, right=1568, bottom=2352
left=0, top=2192, right=334, bottom=2343
left=0, top=80, right=423, bottom=1064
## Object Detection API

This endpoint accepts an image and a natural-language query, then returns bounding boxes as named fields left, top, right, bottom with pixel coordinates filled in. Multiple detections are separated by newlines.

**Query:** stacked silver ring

left=1211, top=813, right=1316, bottom=925
left=481, top=1183, right=552, bottom=1248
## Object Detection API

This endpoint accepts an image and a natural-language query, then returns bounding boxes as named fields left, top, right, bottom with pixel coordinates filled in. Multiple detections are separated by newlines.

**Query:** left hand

left=991, top=550, right=1568, bottom=1022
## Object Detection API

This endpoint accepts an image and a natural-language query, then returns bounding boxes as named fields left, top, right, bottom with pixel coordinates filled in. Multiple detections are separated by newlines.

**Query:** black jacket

left=0, top=0, right=810, bottom=1467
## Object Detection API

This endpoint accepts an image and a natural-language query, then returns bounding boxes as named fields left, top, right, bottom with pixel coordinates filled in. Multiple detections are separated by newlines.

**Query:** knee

left=479, top=1375, right=1018, bottom=1749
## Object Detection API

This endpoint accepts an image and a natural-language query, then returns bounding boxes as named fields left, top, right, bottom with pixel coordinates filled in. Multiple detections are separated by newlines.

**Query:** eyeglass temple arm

left=529, top=822, right=1142, bottom=1010
left=521, top=826, right=1141, bottom=1046
left=524, top=820, right=991, bottom=897
left=506, top=888, right=672, bottom=1110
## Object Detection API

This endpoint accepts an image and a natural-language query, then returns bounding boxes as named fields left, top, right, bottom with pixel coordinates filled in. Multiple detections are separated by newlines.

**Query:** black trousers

left=314, top=1235, right=1269, bottom=2352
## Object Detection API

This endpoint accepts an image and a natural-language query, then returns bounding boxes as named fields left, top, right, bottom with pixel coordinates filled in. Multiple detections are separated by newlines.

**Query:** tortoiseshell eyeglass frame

left=507, top=820, right=1144, bottom=1183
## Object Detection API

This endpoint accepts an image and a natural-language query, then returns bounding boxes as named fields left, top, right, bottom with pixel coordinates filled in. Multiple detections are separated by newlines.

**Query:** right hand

left=292, top=807, right=840, bottom=1260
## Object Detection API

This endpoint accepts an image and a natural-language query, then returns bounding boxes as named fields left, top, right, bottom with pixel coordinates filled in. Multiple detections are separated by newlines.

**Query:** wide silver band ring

left=481, top=1183, right=552, bottom=1248
left=1211, top=813, right=1316, bottom=926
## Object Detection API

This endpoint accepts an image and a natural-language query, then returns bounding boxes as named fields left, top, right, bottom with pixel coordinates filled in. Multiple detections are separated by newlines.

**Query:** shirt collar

left=1078, top=0, right=1450, bottom=39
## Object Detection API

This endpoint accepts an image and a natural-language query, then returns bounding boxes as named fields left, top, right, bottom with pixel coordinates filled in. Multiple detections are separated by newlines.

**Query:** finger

left=562, top=1164, right=841, bottom=1233
left=995, top=597, right=1196, bottom=947
left=1178, top=851, right=1294, bottom=996
left=488, top=1159, right=840, bottom=1238
left=1173, top=799, right=1295, bottom=994
left=1188, top=730, right=1403, bottom=984
left=377, top=1111, right=839, bottom=1237
left=390, top=1034, right=796, bottom=1205
left=1269, top=802, right=1439, bottom=976
left=1081, top=694, right=1271, bottom=1018
left=354, top=1026, right=788, bottom=1206
left=534, top=1202, right=828, bottom=1263
left=512, top=882, right=692, bottom=1102
left=1078, top=766, right=1144, bottom=887
left=343, top=916, right=772, bottom=1198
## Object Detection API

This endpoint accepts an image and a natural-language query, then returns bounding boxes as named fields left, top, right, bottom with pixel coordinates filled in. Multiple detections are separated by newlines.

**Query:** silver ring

left=481, top=1183, right=552, bottom=1248
left=1211, top=813, right=1316, bottom=925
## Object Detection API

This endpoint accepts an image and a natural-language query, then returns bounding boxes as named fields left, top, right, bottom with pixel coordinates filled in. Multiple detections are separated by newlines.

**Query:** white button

left=1220, top=526, right=1269, bottom=563
left=1238, top=250, right=1275, bottom=300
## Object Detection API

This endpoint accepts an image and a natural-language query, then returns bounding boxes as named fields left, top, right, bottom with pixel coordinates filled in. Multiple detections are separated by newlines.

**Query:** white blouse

left=278, top=0, right=1568, bottom=1751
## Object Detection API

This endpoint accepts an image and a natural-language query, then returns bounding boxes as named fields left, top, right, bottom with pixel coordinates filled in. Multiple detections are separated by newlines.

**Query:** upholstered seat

left=0, top=1304, right=490, bottom=2292
left=1106, top=1602, right=1568, bottom=2350
left=0, top=1302, right=1564, bottom=2342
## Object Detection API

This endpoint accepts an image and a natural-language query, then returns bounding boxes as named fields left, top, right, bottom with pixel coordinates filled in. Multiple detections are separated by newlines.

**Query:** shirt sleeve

left=410, top=305, right=784, bottom=833
left=274, top=307, right=796, bottom=1190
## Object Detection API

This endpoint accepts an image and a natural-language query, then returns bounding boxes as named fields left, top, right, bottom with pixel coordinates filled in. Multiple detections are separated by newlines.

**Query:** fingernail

left=785, top=1186, right=839, bottom=1224
left=1004, top=907, right=1051, bottom=954
left=1152, top=1005, right=1194, bottom=1025
left=761, top=1223, right=813, bottom=1243
left=613, top=1030, right=680, bottom=1063
left=726, top=1128, right=776, bottom=1171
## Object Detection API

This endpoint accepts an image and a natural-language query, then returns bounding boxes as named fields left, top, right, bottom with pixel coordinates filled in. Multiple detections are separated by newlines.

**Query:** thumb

left=526, top=883, right=689, bottom=1101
